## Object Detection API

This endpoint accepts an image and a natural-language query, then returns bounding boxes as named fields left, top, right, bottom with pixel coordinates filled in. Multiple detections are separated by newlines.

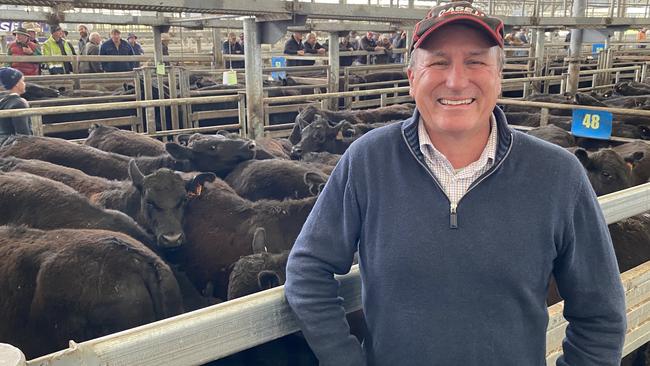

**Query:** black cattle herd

left=1, top=81, right=650, bottom=365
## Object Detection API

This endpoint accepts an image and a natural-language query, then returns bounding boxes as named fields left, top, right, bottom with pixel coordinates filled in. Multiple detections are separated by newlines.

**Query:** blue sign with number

left=571, top=108, right=613, bottom=140
left=592, top=43, right=605, bottom=55
left=271, top=56, right=287, bottom=81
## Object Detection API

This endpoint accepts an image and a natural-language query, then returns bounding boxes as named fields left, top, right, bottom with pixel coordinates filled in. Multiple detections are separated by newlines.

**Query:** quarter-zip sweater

left=285, top=106, right=626, bottom=366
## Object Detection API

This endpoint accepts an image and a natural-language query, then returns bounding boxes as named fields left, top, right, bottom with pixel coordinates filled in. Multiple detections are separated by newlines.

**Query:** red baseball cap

left=411, top=1, right=504, bottom=53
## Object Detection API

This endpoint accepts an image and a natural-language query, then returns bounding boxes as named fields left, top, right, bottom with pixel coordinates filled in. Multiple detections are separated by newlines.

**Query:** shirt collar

left=418, top=114, right=498, bottom=167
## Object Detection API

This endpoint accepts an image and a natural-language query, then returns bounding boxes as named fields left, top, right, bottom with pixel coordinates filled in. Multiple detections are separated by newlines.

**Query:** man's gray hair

left=408, top=46, right=506, bottom=73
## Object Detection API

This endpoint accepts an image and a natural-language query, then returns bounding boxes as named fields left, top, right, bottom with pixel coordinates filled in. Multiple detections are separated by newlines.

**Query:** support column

left=567, top=0, right=586, bottom=95
left=152, top=26, right=167, bottom=132
left=212, top=28, right=223, bottom=69
left=328, top=32, right=340, bottom=110
left=244, top=17, right=265, bottom=139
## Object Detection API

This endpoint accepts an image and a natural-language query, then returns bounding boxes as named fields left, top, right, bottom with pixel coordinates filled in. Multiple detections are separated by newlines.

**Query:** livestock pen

left=1, top=183, right=649, bottom=365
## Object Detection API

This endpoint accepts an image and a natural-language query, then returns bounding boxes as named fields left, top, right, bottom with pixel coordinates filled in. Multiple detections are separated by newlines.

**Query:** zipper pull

left=450, top=203, right=458, bottom=229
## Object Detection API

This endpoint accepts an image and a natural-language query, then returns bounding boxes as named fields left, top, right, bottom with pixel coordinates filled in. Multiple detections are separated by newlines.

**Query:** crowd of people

left=5, top=24, right=172, bottom=75
left=282, top=30, right=407, bottom=66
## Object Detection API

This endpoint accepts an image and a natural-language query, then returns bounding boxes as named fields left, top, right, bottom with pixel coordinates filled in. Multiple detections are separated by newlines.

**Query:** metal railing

left=4, top=183, right=650, bottom=366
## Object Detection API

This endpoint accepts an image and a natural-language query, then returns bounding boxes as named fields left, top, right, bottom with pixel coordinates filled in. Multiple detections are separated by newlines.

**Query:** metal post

left=31, top=114, right=43, bottom=136
left=540, top=107, right=549, bottom=126
left=533, top=29, right=545, bottom=92
left=609, top=0, right=616, bottom=17
left=328, top=32, right=340, bottom=110
left=237, top=91, right=247, bottom=137
left=134, top=69, right=144, bottom=132
left=642, top=62, right=648, bottom=82
left=152, top=26, right=166, bottom=132
left=168, top=66, right=180, bottom=131
left=244, top=17, right=265, bottom=139
left=566, top=0, right=586, bottom=95
left=212, top=28, right=223, bottom=69
left=143, top=68, right=156, bottom=134
left=405, top=30, right=413, bottom=65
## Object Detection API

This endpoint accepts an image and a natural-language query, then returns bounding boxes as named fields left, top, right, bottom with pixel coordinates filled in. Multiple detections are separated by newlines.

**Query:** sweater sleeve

left=554, top=176, right=626, bottom=366
left=284, top=39, right=300, bottom=55
left=9, top=98, right=33, bottom=135
left=284, top=150, right=365, bottom=366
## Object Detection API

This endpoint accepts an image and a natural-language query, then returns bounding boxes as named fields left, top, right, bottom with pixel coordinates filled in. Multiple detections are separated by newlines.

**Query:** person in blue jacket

left=99, top=28, right=135, bottom=72
left=284, top=2, right=627, bottom=366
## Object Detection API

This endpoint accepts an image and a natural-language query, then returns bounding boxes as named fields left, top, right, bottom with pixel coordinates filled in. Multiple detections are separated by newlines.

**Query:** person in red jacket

left=6, top=27, right=41, bottom=76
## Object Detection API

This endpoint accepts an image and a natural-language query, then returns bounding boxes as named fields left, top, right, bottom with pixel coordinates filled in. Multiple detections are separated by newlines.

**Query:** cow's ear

left=257, top=270, right=281, bottom=291
left=304, top=171, right=327, bottom=196
left=574, top=148, right=590, bottom=168
left=252, top=227, right=267, bottom=254
left=624, top=151, right=645, bottom=170
left=186, top=172, right=216, bottom=198
left=166, top=143, right=194, bottom=160
left=289, top=123, right=302, bottom=145
left=128, top=160, right=145, bottom=191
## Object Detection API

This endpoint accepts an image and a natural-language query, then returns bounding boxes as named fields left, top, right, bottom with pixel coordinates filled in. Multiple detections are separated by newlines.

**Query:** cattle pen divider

left=2, top=183, right=650, bottom=366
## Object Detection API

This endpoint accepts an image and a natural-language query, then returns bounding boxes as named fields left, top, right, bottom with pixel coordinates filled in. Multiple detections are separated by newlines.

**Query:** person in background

left=391, top=30, right=406, bottom=63
left=356, top=31, right=384, bottom=65
left=348, top=31, right=360, bottom=51
left=7, top=27, right=41, bottom=76
left=339, top=35, right=356, bottom=67
left=284, top=32, right=308, bottom=66
left=79, top=32, right=103, bottom=73
left=42, top=25, right=74, bottom=74
left=284, top=2, right=626, bottom=365
left=161, top=33, right=171, bottom=66
left=0, top=67, right=33, bottom=141
left=77, top=24, right=89, bottom=54
left=373, top=34, right=393, bottom=64
left=638, top=27, right=647, bottom=48
left=99, top=28, right=135, bottom=72
left=303, top=33, right=326, bottom=66
left=223, top=31, right=244, bottom=69
left=239, top=32, right=245, bottom=47
left=62, top=30, right=78, bottom=57
left=127, top=33, right=144, bottom=68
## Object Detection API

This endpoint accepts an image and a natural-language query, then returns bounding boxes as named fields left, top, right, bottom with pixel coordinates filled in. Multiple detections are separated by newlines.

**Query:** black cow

left=0, top=171, right=154, bottom=248
left=573, top=148, right=643, bottom=196
left=613, top=141, right=650, bottom=186
left=85, top=124, right=167, bottom=157
left=0, top=135, right=256, bottom=180
left=225, top=159, right=328, bottom=201
left=0, top=226, right=183, bottom=358
left=20, top=83, right=60, bottom=100
left=91, top=161, right=215, bottom=248
left=527, top=125, right=576, bottom=147
left=181, top=179, right=317, bottom=300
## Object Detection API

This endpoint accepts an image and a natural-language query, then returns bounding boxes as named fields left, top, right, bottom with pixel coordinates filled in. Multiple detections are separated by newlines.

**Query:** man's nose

left=445, top=62, right=470, bottom=90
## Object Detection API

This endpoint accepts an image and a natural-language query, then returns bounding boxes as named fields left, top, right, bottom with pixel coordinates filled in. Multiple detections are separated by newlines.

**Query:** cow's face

left=22, top=83, right=59, bottom=100
left=166, top=135, right=257, bottom=176
left=291, top=117, right=355, bottom=158
left=575, top=148, right=642, bottom=196
left=129, top=161, right=214, bottom=248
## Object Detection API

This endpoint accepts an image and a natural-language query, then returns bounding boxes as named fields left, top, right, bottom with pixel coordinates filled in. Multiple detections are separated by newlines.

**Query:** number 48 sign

left=571, top=108, right=613, bottom=140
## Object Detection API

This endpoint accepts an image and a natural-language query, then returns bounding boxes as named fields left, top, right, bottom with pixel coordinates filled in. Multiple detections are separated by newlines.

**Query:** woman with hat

left=6, top=27, right=41, bottom=76
left=0, top=67, right=33, bottom=140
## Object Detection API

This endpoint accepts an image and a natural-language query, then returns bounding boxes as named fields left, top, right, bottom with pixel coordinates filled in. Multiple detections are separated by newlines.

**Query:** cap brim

left=412, top=15, right=504, bottom=52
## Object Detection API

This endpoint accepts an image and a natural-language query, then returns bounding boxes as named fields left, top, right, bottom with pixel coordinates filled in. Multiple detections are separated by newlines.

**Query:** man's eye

left=468, top=60, right=485, bottom=65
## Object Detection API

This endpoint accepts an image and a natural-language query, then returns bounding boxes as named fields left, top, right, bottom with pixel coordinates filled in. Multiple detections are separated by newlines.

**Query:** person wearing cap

left=6, top=27, right=41, bottom=76
left=284, top=2, right=625, bottom=366
left=0, top=67, right=33, bottom=140
left=99, top=28, right=136, bottom=72
left=79, top=32, right=103, bottom=73
left=127, top=33, right=144, bottom=68
left=42, top=25, right=74, bottom=74
left=223, top=32, right=244, bottom=69
left=77, top=24, right=90, bottom=54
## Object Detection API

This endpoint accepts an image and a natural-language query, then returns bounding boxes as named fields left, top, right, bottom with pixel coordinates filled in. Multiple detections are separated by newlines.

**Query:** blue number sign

left=271, top=56, right=287, bottom=81
left=571, top=108, right=612, bottom=140
left=592, top=43, right=605, bottom=55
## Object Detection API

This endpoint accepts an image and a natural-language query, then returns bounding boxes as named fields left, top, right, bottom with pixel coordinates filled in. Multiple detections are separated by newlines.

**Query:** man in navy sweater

left=284, top=2, right=626, bottom=366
